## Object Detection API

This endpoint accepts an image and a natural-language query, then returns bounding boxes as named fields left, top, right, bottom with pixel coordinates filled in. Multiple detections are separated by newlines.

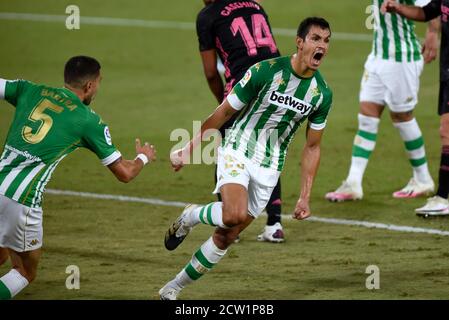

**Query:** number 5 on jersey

left=22, top=99, right=64, bottom=144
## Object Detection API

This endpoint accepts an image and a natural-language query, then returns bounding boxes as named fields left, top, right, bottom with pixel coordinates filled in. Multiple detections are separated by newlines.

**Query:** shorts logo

left=29, top=239, right=39, bottom=247
left=239, top=69, right=252, bottom=88
left=104, top=127, right=112, bottom=145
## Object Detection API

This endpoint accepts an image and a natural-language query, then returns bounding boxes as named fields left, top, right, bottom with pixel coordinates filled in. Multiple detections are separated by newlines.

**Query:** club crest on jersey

left=239, top=69, right=252, bottom=88
left=104, top=127, right=112, bottom=145
left=268, top=91, right=313, bottom=115
left=310, top=87, right=321, bottom=98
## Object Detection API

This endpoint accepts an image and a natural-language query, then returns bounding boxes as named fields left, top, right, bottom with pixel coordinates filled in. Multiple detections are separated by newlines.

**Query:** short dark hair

left=297, top=17, right=331, bottom=40
left=64, top=56, right=101, bottom=87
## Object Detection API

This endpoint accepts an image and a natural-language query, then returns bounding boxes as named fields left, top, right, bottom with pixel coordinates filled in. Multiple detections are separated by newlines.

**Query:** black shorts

left=438, top=80, right=449, bottom=115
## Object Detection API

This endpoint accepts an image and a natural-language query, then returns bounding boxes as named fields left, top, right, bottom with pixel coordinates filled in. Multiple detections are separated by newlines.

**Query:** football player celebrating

left=0, top=56, right=156, bottom=299
left=160, top=17, right=333, bottom=300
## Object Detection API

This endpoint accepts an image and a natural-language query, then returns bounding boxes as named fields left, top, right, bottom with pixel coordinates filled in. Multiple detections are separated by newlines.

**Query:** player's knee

left=222, top=206, right=247, bottom=227
left=390, top=111, right=413, bottom=123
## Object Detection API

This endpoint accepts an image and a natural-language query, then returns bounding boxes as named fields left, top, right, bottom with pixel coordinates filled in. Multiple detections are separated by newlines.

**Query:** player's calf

left=0, top=248, right=8, bottom=266
left=9, top=249, right=41, bottom=283
left=213, top=226, right=241, bottom=249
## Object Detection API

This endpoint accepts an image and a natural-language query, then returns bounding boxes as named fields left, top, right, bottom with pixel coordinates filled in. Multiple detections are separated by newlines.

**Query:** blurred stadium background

left=0, top=0, right=448, bottom=299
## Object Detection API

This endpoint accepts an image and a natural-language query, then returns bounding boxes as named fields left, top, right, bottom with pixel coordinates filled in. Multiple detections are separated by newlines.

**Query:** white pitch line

left=0, top=12, right=372, bottom=42
left=46, top=189, right=449, bottom=237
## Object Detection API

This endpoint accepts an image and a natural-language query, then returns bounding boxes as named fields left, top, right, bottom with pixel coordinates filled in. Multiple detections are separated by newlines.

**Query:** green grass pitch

left=0, top=0, right=448, bottom=299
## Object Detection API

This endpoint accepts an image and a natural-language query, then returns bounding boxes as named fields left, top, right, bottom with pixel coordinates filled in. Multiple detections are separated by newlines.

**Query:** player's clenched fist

left=170, top=148, right=189, bottom=172
left=293, top=198, right=311, bottom=220
left=381, top=0, right=399, bottom=14
left=136, top=138, right=157, bottom=163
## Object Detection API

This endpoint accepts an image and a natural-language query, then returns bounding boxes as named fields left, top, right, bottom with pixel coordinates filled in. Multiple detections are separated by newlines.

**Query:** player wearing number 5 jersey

left=0, top=56, right=156, bottom=299
left=197, top=0, right=284, bottom=242
left=159, top=17, right=332, bottom=300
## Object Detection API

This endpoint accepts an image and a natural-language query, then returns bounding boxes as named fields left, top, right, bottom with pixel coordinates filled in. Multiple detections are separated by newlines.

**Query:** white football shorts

left=0, top=194, right=43, bottom=252
left=213, top=146, right=280, bottom=218
left=359, top=54, right=424, bottom=112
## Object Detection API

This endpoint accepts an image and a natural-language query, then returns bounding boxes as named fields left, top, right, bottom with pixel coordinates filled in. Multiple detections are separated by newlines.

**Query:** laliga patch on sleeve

left=239, top=69, right=252, bottom=88
left=104, top=126, right=112, bottom=145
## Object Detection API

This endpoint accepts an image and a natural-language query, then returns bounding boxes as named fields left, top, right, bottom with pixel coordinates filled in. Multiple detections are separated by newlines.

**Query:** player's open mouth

left=312, top=51, right=324, bottom=65
left=313, top=51, right=324, bottom=63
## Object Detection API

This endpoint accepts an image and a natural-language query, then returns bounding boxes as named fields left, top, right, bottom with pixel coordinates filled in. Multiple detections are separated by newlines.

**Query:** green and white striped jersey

left=0, top=79, right=121, bottom=208
left=371, top=0, right=429, bottom=62
left=225, top=56, right=332, bottom=172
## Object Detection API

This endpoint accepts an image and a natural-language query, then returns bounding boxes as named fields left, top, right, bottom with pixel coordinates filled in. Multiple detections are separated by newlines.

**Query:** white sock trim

left=393, top=118, right=422, bottom=141
left=0, top=269, right=29, bottom=298
left=358, top=113, right=380, bottom=133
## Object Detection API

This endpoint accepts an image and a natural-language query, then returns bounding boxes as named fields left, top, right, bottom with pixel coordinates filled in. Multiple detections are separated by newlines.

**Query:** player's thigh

left=220, top=183, right=249, bottom=226
left=247, top=164, right=280, bottom=219
left=214, top=147, right=250, bottom=224
left=383, top=60, right=423, bottom=113
left=0, top=195, right=43, bottom=253
left=0, top=195, right=41, bottom=252
left=359, top=56, right=386, bottom=107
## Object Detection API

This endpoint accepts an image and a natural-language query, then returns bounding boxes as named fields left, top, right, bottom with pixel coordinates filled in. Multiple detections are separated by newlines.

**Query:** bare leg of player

left=159, top=183, right=254, bottom=300
left=0, top=249, right=40, bottom=299
left=0, top=248, right=8, bottom=266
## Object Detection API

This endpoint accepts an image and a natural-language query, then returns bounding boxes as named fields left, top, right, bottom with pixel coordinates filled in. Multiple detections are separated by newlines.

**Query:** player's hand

left=136, top=138, right=156, bottom=163
left=170, top=147, right=188, bottom=172
left=293, top=198, right=311, bottom=220
left=422, top=31, right=439, bottom=64
left=381, top=0, right=399, bottom=14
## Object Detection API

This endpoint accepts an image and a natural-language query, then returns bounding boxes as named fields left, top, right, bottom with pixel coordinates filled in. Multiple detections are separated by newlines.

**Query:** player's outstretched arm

left=381, top=0, right=427, bottom=21
left=108, top=138, right=156, bottom=183
left=293, top=126, right=323, bottom=220
left=170, top=100, right=237, bottom=171
left=200, top=49, right=225, bottom=103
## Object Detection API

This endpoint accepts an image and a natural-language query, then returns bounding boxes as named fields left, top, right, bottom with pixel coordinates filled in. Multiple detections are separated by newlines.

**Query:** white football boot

left=393, top=178, right=434, bottom=199
left=325, top=181, right=363, bottom=202
left=415, top=196, right=449, bottom=217
left=159, top=283, right=180, bottom=300
left=257, top=222, right=285, bottom=243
